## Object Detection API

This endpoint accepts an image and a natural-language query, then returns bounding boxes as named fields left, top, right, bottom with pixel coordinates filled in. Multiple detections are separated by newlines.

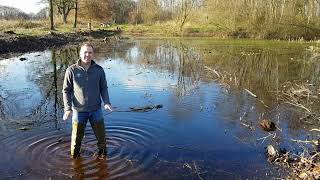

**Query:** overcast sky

left=0, top=0, right=46, bottom=14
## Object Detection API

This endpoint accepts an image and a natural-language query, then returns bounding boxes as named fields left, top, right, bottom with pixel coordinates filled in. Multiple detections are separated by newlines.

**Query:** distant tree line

left=0, top=5, right=49, bottom=20
left=1, top=0, right=319, bottom=38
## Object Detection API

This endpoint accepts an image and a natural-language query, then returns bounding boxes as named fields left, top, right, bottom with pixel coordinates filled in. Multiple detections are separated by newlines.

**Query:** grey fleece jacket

left=62, top=59, right=110, bottom=112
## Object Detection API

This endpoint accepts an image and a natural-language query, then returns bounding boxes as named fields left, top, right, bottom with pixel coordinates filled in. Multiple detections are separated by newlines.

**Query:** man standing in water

left=62, top=42, right=113, bottom=159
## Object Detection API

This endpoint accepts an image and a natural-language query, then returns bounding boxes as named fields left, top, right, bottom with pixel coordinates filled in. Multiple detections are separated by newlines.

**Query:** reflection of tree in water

left=95, top=40, right=135, bottom=61
left=202, top=43, right=320, bottom=135
left=203, top=45, right=320, bottom=104
left=123, top=40, right=205, bottom=120
left=119, top=39, right=320, bottom=134
left=175, top=43, right=203, bottom=97
left=0, top=64, right=5, bottom=119
left=26, top=47, right=79, bottom=128
left=26, top=42, right=133, bottom=128
left=124, top=40, right=203, bottom=96
left=0, top=94, right=5, bottom=120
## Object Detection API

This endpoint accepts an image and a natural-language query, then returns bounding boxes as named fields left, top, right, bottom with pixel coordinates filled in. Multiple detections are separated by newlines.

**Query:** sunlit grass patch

left=123, top=22, right=180, bottom=36
left=0, top=20, right=49, bottom=35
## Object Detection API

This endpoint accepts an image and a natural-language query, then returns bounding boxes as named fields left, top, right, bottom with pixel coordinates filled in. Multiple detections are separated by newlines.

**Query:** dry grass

left=0, top=19, right=113, bottom=36
left=270, top=82, right=320, bottom=179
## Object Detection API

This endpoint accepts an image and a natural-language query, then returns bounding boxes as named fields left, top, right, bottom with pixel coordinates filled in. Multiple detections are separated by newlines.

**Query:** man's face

left=80, top=45, right=94, bottom=64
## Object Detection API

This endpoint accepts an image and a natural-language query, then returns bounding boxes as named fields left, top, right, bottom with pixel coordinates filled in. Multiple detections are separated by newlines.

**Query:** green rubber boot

left=71, top=122, right=86, bottom=159
left=90, top=121, right=107, bottom=157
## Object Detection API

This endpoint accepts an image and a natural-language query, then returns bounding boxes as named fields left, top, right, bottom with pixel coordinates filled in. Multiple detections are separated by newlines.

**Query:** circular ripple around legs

left=0, top=123, right=159, bottom=179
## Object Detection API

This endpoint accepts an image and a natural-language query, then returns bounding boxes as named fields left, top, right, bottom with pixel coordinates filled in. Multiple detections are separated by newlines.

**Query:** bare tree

left=54, top=0, right=75, bottom=24
left=108, top=0, right=134, bottom=23
left=78, top=0, right=110, bottom=30
left=176, top=0, right=199, bottom=33
left=49, top=0, right=54, bottom=30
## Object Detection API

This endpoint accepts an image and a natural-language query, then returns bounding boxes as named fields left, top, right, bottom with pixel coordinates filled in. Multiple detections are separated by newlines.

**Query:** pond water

left=0, top=38, right=319, bottom=179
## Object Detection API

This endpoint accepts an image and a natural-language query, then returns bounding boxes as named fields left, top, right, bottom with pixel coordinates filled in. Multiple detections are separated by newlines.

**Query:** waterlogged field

left=0, top=38, right=318, bottom=179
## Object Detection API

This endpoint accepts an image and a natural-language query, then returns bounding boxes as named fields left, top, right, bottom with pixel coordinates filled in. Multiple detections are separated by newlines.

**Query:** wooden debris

left=129, top=104, right=163, bottom=112
left=244, top=88, right=257, bottom=98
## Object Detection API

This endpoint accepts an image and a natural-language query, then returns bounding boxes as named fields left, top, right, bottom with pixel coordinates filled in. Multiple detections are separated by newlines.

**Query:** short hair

left=80, top=42, right=95, bottom=52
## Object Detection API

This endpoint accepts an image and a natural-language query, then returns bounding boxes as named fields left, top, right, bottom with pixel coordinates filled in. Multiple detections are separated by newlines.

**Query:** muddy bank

left=0, top=29, right=118, bottom=55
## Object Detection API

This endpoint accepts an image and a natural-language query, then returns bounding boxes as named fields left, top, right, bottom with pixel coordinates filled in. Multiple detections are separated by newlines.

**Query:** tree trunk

left=49, top=0, right=54, bottom=30
left=63, top=8, right=67, bottom=24
left=63, top=14, right=67, bottom=24
left=73, top=0, right=78, bottom=28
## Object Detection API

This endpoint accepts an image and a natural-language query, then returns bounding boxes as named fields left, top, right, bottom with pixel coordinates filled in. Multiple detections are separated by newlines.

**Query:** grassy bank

left=0, top=20, right=117, bottom=36
left=121, top=23, right=320, bottom=41
left=121, top=22, right=227, bottom=37
left=1, top=19, right=319, bottom=41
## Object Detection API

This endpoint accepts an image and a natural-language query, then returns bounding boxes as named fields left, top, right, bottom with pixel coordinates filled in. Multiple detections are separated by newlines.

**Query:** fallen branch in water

left=310, top=129, right=320, bottom=132
left=193, top=161, right=205, bottom=180
left=290, top=139, right=319, bottom=146
left=105, top=104, right=163, bottom=114
left=257, top=132, right=276, bottom=144
left=244, top=88, right=257, bottom=98
left=204, top=66, right=220, bottom=78
left=284, top=102, right=311, bottom=113
left=129, top=104, right=163, bottom=112
left=240, top=122, right=254, bottom=130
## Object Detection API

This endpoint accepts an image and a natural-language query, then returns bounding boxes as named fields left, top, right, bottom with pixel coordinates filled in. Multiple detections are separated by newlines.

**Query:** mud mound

left=0, top=29, right=117, bottom=54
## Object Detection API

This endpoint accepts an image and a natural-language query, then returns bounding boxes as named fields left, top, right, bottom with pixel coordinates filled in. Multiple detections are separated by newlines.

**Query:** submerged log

left=129, top=104, right=163, bottom=112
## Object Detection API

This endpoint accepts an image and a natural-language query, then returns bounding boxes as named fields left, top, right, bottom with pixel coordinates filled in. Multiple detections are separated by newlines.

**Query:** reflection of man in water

left=72, top=157, right=109, bottom=179
left=62, top=42, right=113, bottom=159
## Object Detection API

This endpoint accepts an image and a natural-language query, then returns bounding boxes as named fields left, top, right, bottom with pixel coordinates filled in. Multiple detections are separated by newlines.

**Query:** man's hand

left=104, top=104, right=113, bottom=111
left=63, top=110, right=72, bottom=121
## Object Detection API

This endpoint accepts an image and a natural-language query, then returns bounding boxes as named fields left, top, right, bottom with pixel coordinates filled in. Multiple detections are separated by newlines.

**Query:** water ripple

left=0, top=120, right=160, bottom=179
